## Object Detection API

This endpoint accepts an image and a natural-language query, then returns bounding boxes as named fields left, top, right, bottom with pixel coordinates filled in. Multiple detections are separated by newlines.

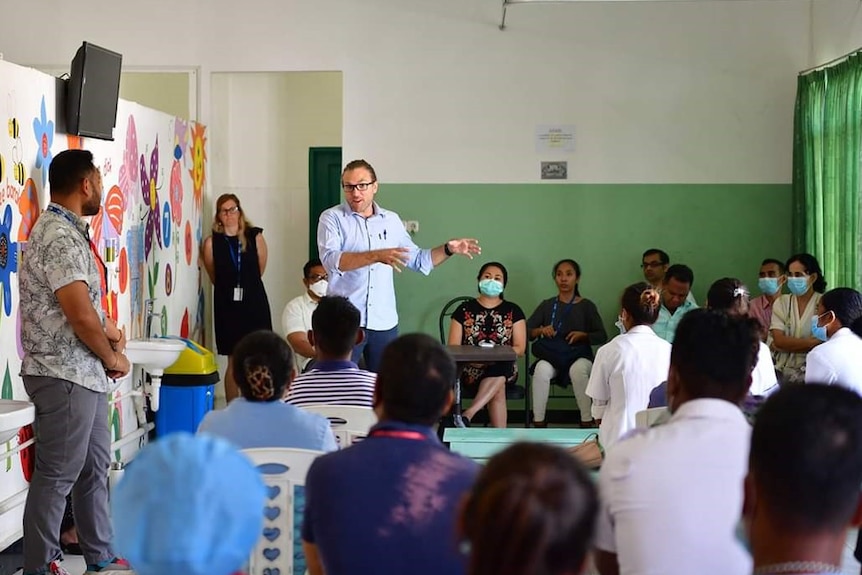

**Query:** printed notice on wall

left=535, top=125, right=575, bottom=153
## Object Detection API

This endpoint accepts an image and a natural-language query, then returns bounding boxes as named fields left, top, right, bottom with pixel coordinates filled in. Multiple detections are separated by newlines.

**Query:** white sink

left=0, top=400, right=35, bottom=444
left=125, top=338, right=186, bottom=377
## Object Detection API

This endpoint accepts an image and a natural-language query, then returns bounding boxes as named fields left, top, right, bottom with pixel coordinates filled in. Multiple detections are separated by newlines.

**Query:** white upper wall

left=1, top=0, right=811, bottom=184
left=812, top=0, right=862, bottom=64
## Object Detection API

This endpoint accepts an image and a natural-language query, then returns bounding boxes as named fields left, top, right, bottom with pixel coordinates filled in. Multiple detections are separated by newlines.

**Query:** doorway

left=308, top=147, right=342, bottom=260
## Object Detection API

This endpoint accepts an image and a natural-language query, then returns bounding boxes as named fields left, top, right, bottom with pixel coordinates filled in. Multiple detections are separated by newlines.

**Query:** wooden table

left=446, top=345, right=517, bottom=427
left=443, top=427, right=597, bottom=464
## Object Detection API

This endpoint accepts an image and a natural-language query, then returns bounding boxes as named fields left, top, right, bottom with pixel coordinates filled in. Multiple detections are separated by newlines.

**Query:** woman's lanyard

left=550, top=294, right=577, bottom=331
left=224, top=235, right=242, bottom=287
left=369, top=429, right=428, bottom=441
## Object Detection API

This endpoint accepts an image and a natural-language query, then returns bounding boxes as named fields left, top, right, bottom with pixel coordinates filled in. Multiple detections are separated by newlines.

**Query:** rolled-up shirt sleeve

left=317, top=210, right=345, bottom=276
left=393, top=218, right=433, bottom=275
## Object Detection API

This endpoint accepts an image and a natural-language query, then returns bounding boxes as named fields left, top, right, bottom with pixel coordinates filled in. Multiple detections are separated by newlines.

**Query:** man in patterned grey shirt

left=19, top=149, right=132, bottom=575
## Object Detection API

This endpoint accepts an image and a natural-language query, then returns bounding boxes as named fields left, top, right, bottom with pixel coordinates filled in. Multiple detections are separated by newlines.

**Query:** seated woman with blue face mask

left=769, top=253, right=827, bottom=384
left=448, top=262, right=527, bottom=428
left=805, top=287, right=862, bottom=394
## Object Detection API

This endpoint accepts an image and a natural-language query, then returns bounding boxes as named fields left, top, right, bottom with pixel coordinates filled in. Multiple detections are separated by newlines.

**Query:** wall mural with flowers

left=0, top=58, right=207, bottom=544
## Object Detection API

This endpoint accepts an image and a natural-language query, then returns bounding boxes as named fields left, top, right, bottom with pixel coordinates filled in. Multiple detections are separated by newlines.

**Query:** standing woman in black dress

left=202, top=194, right=272, bottom=402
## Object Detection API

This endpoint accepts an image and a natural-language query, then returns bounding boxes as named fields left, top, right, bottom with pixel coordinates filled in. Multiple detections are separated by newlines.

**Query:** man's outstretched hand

left=446, top=239, right=482, bottom=259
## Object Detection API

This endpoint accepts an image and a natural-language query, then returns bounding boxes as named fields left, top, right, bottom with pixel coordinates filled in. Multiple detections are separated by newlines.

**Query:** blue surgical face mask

left=734, top=520, right=751, bottom=555
left=478, top=279, right=504, bottom=297
left=787, top=276, right=810, bottom=296
left=757, top=277, right=781, bottom=296
left=811, top=314, right=829, bottom=342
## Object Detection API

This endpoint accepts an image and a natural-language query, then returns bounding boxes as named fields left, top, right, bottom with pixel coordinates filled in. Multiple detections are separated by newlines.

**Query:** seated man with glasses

left=317, top=159, right=481, bottom=372
left=282, top=258, right=328, bottom=373
left=641, top=248, right=696, bottom=308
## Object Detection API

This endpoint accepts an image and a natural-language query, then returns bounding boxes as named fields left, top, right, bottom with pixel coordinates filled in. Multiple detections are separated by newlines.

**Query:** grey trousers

left=22, top=376, right=114, bottom=572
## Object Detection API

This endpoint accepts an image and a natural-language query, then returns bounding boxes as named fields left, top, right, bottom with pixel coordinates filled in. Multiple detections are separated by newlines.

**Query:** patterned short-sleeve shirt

left=20, top=203, right=108, bottom=392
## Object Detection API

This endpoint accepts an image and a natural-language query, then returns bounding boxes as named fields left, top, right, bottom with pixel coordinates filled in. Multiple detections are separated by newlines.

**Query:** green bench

left=443, top=428, right=597, bottom=464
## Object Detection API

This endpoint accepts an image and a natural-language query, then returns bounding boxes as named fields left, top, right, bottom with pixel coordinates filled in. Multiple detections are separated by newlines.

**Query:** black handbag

left=531, top=337, right=592, bottom=385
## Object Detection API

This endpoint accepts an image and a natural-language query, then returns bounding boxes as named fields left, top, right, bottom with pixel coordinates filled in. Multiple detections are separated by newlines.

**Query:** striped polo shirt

left=286, top=360, right=377, bottom=408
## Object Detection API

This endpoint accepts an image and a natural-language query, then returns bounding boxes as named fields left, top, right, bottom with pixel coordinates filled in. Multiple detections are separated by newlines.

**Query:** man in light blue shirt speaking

left=317, top=159, right=481, bottom=371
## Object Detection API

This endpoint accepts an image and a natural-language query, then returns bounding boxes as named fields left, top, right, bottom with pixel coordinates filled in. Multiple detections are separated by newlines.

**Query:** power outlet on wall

left=404, top=220, right=420, bottom=234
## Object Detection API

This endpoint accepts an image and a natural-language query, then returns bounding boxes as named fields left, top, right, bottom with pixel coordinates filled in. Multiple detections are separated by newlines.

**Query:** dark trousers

left=351, top=326, right=399, bottom=372
left=22, top=376, right=114, bottom=571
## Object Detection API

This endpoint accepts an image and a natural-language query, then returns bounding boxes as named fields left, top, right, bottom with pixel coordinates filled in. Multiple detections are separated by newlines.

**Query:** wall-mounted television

left=65, top=42, right=122, bottom=141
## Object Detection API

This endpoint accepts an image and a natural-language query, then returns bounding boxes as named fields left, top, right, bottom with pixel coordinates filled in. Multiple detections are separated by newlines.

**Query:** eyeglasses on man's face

left=342, top=181, right=376, bottom=193
left=641, top=261, right=665, bottom=269
left=219, top=205, right=240, bottom=216
left=306, top=274, right=328, bottom=282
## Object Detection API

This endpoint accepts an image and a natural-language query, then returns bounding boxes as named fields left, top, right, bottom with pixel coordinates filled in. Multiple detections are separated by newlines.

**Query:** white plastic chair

left=300, top=405, right=378, bottom=448
left=635, top=407, right=670, bottom=429
left=242, top=447, right=325, bottom=575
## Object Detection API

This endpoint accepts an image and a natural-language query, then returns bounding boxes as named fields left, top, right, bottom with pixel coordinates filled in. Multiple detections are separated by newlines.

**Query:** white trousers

left=531, top=358, right=593, bottom=422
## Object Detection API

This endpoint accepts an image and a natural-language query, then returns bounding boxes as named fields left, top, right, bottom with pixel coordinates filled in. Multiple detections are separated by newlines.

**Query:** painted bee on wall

left=11, top=161, right=24, bottom=186
left=7, top=117, right=19, bottom=139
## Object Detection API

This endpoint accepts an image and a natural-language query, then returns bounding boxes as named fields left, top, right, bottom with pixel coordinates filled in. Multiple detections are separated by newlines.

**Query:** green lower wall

left=381, top=183, right=792, bottom=339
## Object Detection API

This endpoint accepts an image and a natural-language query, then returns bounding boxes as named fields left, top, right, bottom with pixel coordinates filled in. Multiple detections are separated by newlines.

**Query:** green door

left=308, top=147, right=343, bottom=260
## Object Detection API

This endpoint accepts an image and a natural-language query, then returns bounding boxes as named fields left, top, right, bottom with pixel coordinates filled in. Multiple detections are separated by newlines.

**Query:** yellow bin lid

left=161, top=337, right=219, bottom=376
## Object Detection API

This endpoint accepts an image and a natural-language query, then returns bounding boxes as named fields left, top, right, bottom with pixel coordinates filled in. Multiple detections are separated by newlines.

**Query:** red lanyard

left=369, top=430, right=428, bottom=441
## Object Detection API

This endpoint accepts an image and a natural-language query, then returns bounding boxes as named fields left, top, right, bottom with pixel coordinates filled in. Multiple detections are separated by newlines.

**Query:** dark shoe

left=532, top=420, right=548, bottom=428
left=578, top=419, right=599, bottom=429
left=454, top=415, right=471, bottom=428
left=61, top=542, right=83, bottom=556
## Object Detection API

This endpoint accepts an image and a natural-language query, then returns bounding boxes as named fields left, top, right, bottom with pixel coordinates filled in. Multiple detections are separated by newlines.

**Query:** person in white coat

left=805, top=287, right=862, bottom=394
left=586, top=283, right=671, bottom=450
left=706, top=278, right=778, bottom=397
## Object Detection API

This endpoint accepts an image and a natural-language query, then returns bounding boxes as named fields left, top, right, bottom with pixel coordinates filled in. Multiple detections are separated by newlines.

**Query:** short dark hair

left=621, top=282, right=661, bottom=326
left=311, top=296, right=361, bottom=357
left=751, top=384, right=862, bottom=533
left=49, top=149, right=96, bottom=196
left=664, top=263, right=694, bottom=287
left=707, top=278, right=750, bottom=316
left=376, top=333, right=455, bottom=426
left=342, top=159, right=377, bottom=182
left=477, top=261, right=508, bottom=287
left=303, top=258, right=323, bottom=278
left=786, top=253, right=827, bottom=293
left=671, top=309, right=759, bottom=403
left=642, top=249, right=669, bottom=265
left=462, top=442, right=598, bottom=575
left=232, top=331, right=293, bottom=402
left=760, top=258, right=785, bottom=273
left=552, top=259, right=581, bottom=296
left=821, top=288, right=862, bottom=338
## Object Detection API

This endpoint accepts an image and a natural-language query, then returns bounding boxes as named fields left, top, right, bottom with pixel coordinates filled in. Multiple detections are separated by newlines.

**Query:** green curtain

left=792, top=55, right=862, bottom=290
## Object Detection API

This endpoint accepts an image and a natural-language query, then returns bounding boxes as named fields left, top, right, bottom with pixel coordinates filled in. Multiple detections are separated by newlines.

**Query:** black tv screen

left=65, top=42, right=122, bottom=141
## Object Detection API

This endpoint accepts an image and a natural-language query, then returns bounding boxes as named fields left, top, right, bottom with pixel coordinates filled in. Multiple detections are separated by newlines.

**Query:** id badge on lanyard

left=226, top=236, right=243, bottom=301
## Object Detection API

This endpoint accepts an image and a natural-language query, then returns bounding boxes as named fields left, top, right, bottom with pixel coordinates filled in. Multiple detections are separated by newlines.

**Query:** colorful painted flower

left=184, top=221, right=192, bottom=265
left=170, top=160, right=183, bottom=225
left=17, top=178, right=40, bottom=242
left=118, top=116, right=138, bottom=216
left=162, top=201, right=172, bottom=248
left=32, top=96, right=54, bottom=189
left=0, top=205, right=18, bottom=317
left=174, top=118, right=188, bottom=163
left=165, top=263, right=173, bottom=296
left=118, top=247, right=129, bottom=294
left=188, top=123, right=206, bottom=212
left=141, top=137, right=162, bottom=260
left=180, top=308, right=190, bottom=339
